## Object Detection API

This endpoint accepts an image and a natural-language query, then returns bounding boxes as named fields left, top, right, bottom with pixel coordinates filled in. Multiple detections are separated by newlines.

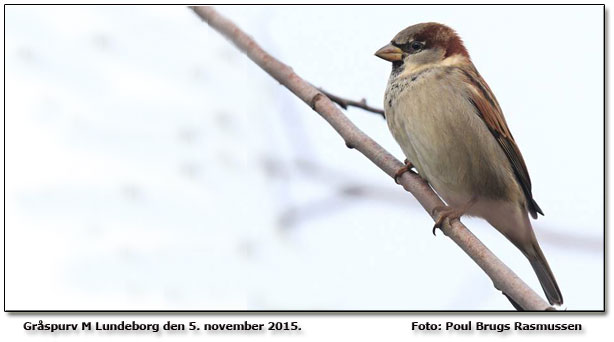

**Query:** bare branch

left=317, top=87, right=385, bottom=118
left=190, top=6, right=553, bottom=311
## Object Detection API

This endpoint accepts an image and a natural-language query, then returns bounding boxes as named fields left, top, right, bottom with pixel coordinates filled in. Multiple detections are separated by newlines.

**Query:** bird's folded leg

left=431, top=198, right=477, bottom=235
left=394, top=159, right=416, bottom=184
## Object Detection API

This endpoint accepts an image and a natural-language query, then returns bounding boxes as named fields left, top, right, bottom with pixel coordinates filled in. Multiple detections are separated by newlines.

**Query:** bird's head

left=375, top=22, right=469, bottom=75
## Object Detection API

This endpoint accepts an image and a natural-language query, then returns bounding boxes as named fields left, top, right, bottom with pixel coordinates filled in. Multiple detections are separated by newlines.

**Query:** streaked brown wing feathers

left=459, top=67, right=543, bottom=218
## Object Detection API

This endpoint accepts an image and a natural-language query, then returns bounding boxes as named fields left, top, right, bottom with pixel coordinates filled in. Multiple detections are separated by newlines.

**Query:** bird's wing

left=459, top=66, right=543, bottom=218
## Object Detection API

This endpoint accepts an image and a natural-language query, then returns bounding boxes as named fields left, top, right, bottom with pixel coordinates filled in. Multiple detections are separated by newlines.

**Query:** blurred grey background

left=4, top=5, right=604, bottom=310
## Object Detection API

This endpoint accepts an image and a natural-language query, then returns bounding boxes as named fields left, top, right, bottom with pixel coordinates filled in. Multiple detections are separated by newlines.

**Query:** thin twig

left=190, top=6, right=553, bottom=311
left=317, top=88, right=385, bottom=118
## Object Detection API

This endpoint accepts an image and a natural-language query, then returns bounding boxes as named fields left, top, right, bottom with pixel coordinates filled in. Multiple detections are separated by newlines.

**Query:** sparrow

left=375, top=22, right=563, bottom=306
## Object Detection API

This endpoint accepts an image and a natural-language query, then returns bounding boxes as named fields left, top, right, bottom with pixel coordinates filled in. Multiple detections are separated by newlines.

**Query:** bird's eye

left=410, top=41, right=424, bottom=51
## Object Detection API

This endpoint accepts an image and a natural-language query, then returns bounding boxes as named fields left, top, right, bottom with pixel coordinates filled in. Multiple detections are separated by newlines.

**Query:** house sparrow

left=375, top=22, right=563, bottom=306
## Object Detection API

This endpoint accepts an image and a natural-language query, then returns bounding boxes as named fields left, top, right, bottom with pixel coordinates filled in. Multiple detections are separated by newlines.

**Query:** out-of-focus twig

left=317, top=87, right=385, bottom=118
left=190, top=6, right=553, bottom=311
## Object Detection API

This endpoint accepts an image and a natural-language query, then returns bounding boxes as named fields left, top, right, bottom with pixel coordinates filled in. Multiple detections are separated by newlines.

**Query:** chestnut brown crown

left=391, top=22, right=469, bottom=59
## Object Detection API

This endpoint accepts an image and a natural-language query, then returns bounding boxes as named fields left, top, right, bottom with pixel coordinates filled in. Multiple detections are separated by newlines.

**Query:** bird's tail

left=481, top=201, right=563, bottom=307
left=525, top=240, right=564, bottom=306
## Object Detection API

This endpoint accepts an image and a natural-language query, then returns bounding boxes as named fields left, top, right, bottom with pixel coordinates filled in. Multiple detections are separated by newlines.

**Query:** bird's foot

left=430, top=198, right=477, bottom=235
left=394, top=159, right=416, bottom=184
left=431, top=205, right=465, bottom=235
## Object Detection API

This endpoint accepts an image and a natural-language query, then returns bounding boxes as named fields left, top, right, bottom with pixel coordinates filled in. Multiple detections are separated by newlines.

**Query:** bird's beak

left=375, top=44, right=403, bottom=62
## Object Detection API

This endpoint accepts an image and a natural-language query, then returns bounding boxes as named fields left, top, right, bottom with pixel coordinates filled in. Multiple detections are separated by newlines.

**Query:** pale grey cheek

left=405, top=47, right=445, bottom=66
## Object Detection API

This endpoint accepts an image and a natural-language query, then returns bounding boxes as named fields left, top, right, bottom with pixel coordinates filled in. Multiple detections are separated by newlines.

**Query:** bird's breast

left=384, top=67, right=519, bottom=205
